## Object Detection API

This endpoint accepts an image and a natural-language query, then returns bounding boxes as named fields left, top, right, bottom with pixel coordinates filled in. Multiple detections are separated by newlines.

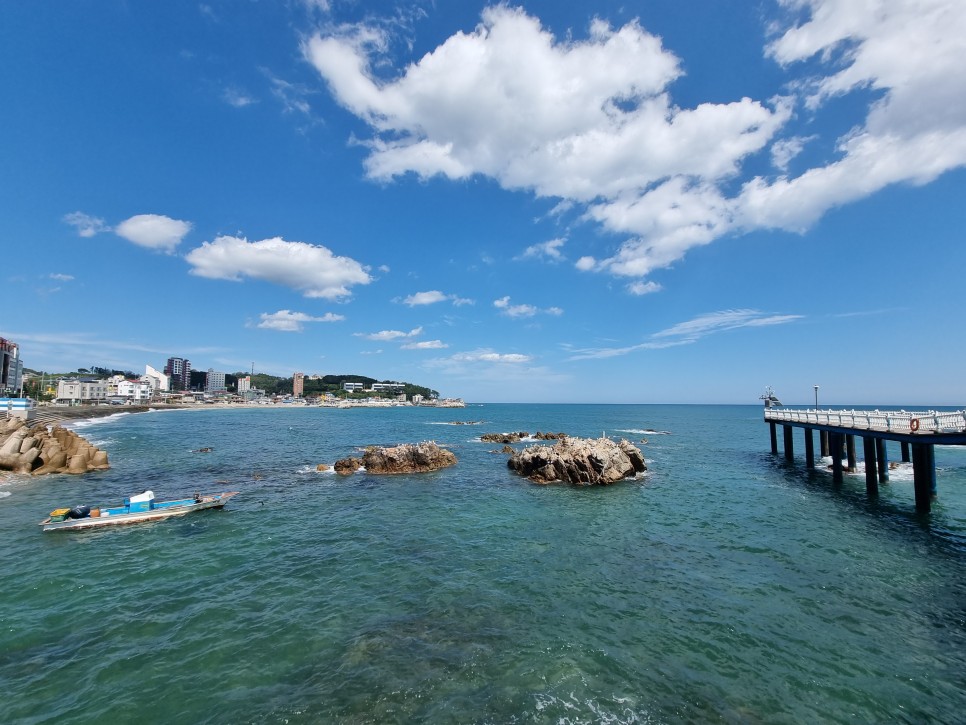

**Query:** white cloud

left=518, top=237, right=565, bottom=262
left=256, top=309, right=345, bottom=332
left=567, top=309, right=801, bottom=360
left=450, top=349, right=532, bottom=364
left=63, top=211, right=108, bottom=237
left=493, top=295, right=561, bottom=318
left=654, top=309, right=802, bottom=340
left=355, top=326, right=422, bottom=341
left=628, top=280, right=661, bottom=296
left=402, top=290, right=447, bottom=306
left=49, top=273, right=74, bottom=282
left=402, top=339, right=448, bottom=349
left=308, top=2, right=966, bottom=291
left=401, top=289, right=474, bottom=306
left=223, top=87, right=256, bottom=107
left=185, top=235, right=372, bottom=299
left=115, top=214, right=193, bottom=253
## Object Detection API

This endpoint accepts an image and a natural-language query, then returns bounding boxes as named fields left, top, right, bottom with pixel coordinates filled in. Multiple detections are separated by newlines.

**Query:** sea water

left=2, top=404, right=965, bottom=723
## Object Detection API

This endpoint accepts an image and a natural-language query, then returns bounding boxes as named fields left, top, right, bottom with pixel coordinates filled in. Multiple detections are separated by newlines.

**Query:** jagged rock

left=502, top=445, right=515, bottom=454
left=481, top=431, right=529, bottom=443
left=507, top=436, right=646, bottom=485
left=334, top=457, right=363, bottom=475
left=534, top=431, right=568, bottom=440
left=316, top=463, right=330, bottom=472
left=335, top=442, right=457, bottom=475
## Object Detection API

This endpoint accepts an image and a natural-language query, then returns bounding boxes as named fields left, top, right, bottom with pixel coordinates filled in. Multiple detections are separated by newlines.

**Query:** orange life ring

left=910, top=418, right=920, bottom=432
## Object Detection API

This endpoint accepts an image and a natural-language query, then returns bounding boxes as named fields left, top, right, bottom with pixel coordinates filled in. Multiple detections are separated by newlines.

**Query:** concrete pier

left=764, top=408, right=966, bottom=513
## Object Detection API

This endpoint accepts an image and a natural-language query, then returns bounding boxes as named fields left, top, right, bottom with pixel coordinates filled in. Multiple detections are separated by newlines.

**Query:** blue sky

left=2, top=0, right=965, bottom=405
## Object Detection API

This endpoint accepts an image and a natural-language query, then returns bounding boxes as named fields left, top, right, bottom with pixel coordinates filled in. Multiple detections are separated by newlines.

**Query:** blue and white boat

left=39, top=490, right=239, bottom=532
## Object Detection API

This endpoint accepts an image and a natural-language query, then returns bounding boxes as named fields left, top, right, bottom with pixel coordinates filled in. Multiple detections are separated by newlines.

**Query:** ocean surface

left=2, top=404, right=966, bottom=724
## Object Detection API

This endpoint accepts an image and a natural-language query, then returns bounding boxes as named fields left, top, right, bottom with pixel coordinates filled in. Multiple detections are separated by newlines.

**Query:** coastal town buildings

left=205, top=369, right=227, bottom=393
left=143, top=365, right=169, bottom=392
left=293, top=372, right=304, bottom=398
left=56, top=378, right=110, bottom=404
left=164, top=356, right=191, bottom=391
left=0, top=337, right=23, bottom=395
left=237, top=376, right=251, bottom=394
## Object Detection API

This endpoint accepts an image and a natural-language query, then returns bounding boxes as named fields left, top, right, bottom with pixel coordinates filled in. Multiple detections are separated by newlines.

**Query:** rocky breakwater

left=0, top=417, right=110, bottom=475
left=334, top=441, right=457, bottom=475
left=507, top=436, right=646, bottom=485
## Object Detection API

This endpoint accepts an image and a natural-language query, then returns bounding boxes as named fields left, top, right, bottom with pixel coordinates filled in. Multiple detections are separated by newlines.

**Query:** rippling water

left=3, top=404, right=966, bottom=723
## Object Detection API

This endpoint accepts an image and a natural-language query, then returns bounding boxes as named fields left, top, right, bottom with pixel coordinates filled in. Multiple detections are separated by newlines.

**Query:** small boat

left=39, top=490, right=239, bottom=532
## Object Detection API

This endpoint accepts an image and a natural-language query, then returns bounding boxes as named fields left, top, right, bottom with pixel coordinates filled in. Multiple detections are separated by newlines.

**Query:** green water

left=2, top=404, right=965, bottom=723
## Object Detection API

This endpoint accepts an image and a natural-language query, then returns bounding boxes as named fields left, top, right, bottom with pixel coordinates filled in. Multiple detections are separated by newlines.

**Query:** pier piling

left=764, top=407, right=966, bottom=515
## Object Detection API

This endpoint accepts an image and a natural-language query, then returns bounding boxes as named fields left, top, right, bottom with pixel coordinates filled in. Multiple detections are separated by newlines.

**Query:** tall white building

left=237, top=376, right=251, bottom=393
left=144, top=364, right=170, bottom=392
left=206, top=369, right=226, bottom=392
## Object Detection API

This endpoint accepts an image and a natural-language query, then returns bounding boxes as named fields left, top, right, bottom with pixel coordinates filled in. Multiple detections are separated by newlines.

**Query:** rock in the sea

left=334, top=442, right=457, bottom=475
left=0, top=419, right=110, bottom=475
left=481, top=431, right=529, bottom=443
left=333, top=457, right=363, bottom=475
left=507, top=436, right=646, bottom=485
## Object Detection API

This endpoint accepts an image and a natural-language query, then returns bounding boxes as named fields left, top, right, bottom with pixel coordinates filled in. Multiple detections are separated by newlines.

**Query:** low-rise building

left=56, top=378, right=110, bottom=405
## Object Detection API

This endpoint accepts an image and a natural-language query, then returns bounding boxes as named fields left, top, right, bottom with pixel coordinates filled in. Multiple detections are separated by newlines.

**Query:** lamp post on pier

left=814, top=385, right=819, bottom=410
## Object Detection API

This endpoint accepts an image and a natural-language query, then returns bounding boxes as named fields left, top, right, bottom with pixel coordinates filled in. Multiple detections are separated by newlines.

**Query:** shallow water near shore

left=3, top=404, right=966, bottom=723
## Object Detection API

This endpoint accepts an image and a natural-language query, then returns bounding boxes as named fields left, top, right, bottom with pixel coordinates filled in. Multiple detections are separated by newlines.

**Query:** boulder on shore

left=0, top=418, right=110, bottom=476
left=334, top=441, right=457, bottom=475
left=507, top=436, right=646, bottom=485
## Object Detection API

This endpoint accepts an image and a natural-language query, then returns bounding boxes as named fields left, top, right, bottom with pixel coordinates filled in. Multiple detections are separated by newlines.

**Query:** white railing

left=764, top=408, right=966, bottom=434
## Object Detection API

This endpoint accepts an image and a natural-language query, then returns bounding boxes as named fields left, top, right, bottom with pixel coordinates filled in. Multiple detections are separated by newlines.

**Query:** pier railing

left=764, top=408, right=966, bottom=434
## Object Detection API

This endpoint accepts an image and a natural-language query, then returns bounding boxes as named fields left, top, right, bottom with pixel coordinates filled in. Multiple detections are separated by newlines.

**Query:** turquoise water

left=2, top=404, right=966, bottom=723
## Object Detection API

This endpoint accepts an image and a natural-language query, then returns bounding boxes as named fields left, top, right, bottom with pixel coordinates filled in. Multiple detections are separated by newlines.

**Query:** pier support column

left=830, top=433, right=844, bottom=484
left=863, top=437, right=879, bottom=496
left=911, top=443, right=937, bottom=514
left=783, top=425, right=794, bottom=461
left=876, top=439, right=889, bottom=483
left=901, top=441, right=910, bottom=463
left=846, top=435, right=857, bottom=472
left=820, top=431, right=830, bottom=457
left=769, top=422, right=778, bottom=455
left=804, top=428, right=815, bottom=469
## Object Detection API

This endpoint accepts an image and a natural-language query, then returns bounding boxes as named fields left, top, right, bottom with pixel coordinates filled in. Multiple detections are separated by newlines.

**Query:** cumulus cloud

left=63, top=211, right=109, bottom=237
left=628, top=280, right=661, bottom=296
left=185, top=235, right=371, bottom=299
left=115, top=214, right=193, bottom=253
left=400, top=290, right=474, bottom=306
left=493, top=296, right=562, bottom=318
left=355, top=326, right=422, bottom=341
left=256, top=309, right=345, bottom=332
left=518, top=238, right=565, bottom=262
left=307, top=2, right=966, bottom=291
left=402, top=339, right=448, bottom=349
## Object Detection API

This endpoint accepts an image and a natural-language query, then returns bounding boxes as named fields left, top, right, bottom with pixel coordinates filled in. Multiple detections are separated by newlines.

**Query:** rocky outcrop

left=481, top=431, right=568, bottom=444
left=0, top=418, right=110, bottom=475
left=507, top=436, right=646, bottom=485
left=334, top=442, right=457, bottom=475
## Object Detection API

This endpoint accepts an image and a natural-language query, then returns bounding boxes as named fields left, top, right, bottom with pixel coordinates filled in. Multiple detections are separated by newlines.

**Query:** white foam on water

left=0, top=491, right=11, bottom=499
left=67, top=412, right=131, bottom=430
left=615, top=428, right=671, bottom=436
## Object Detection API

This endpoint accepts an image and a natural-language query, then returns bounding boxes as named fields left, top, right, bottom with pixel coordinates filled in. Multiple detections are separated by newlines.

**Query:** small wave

left=298, top=465, right=336, bottom=475
left=68, top=412, right=131, bottom=429
left=615, top=428, right=671, bottom=436
left=427, top=420, right=485, bottom=426
left=0, top=491, right=11, bottom=499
